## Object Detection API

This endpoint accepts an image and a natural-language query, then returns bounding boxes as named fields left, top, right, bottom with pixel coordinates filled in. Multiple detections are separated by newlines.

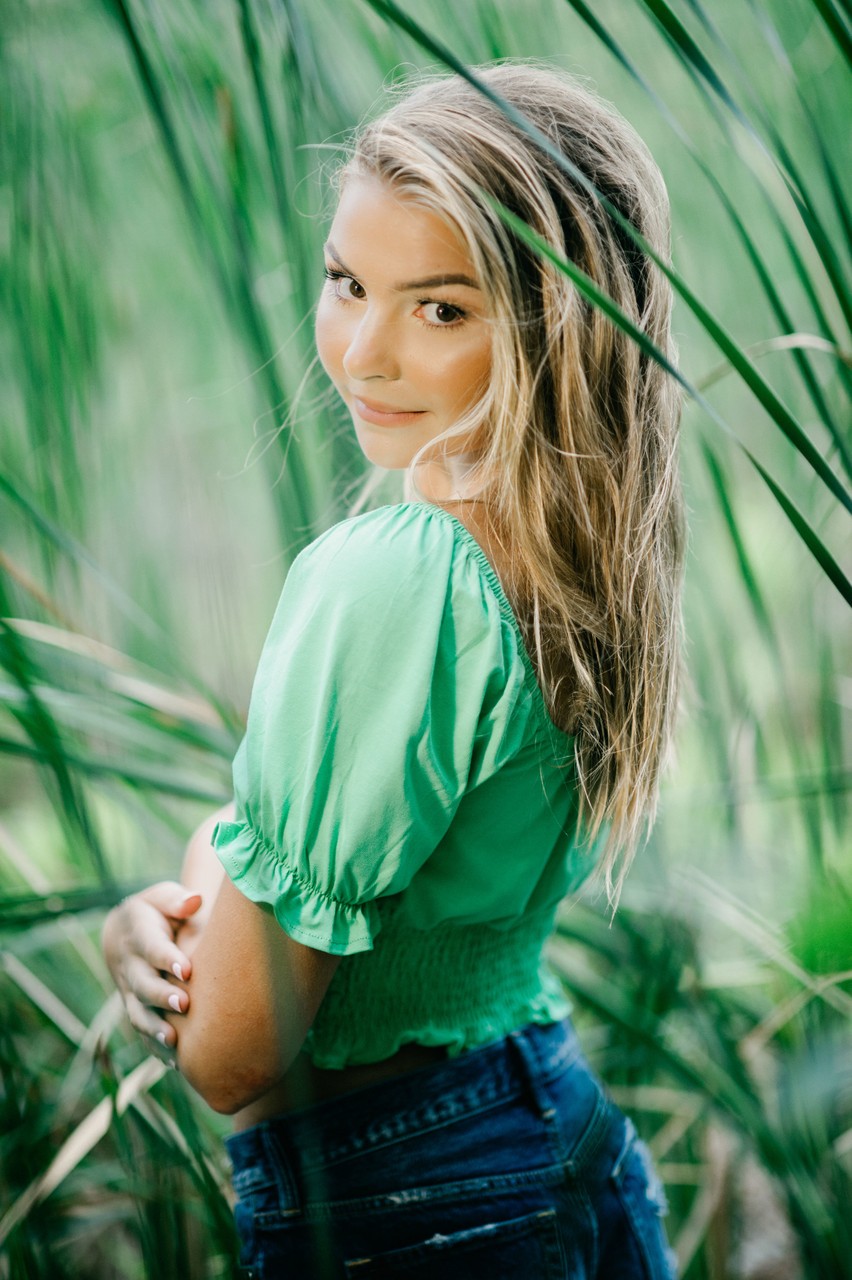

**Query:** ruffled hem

left=300, top=984, right=573, bottom=1069
left=211, top=818, right=381, bottom=956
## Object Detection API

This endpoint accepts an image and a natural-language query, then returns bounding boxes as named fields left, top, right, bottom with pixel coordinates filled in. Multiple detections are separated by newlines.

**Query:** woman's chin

left=353, top=435, right=417, bottom=472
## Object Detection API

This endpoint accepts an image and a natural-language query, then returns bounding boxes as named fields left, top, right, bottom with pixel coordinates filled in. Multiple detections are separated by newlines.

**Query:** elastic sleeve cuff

left=211, top=819, right=381, bottom=956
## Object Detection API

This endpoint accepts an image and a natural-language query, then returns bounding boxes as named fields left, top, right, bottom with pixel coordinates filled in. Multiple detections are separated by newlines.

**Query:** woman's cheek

left=445, top=341, right=492, bottom=415
left=314, top=295, right=346, bottom=385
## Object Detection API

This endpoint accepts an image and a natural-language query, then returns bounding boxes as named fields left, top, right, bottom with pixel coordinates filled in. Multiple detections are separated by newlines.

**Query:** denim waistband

left=225, top=1017, right=599, bottom=1182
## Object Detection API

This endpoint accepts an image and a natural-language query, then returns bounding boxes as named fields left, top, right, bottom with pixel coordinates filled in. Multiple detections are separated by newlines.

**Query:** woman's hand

left=102, top=882, right=203, bottom=1055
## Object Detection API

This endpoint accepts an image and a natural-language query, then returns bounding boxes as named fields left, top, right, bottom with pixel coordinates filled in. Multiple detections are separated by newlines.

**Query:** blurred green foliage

left=0, top=0, right=849, bottom=1276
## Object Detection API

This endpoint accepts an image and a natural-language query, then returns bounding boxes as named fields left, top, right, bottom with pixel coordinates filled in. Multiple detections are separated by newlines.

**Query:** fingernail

left=168, top=993, right=182, bottom=1013
left=181, top=890, right=201, bottom=903
left=172, top=963, right=184, bottom=981
left=156, top=1031, right=168, bottom=1045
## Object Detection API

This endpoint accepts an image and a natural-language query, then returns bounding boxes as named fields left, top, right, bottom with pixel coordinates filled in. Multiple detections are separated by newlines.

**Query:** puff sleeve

left=210, top=506, right=524, bottom=955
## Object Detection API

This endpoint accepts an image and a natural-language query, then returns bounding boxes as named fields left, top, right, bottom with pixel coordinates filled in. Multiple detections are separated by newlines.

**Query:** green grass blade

left=636, top=0, right=852, bottom=331
left=699, top=439, right=826, bottom=872
left=105, top=0, right=314, bottom=538
left=0, top=472, right=242, bottom=733
left=744, top=456, right=852, bottom=607
left=563, top=0, right=852, bottom=428
left=235, top=0, right=292, bottom=242
left=694, top=0, right=852, bottom=264
left=0, top=884, right=150, bottom=931
left=635, top=0, right=755, bottom=133
left=0, top=599, right=109, bottom=884
left=700, top=442, right=777, bottom=644
left=808, top=0, right=852, bottom=64
left=701, top=190, right=852, bottom=477
left=761, top=121, right=852, bottom=333
left=772, top=212, right=852, bottom=403
left=0, top=738, right=229, bottom=806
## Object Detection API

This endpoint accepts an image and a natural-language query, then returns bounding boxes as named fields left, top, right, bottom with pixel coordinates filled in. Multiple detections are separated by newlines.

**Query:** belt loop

left=508, top=1026, right=576, bottom=1168
left=262, top=1124, right=303, bottom=1218
left=507, top=1027, right=558, bottom=1125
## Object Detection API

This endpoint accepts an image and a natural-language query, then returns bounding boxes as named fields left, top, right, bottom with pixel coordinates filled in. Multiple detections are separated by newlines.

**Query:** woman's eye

left=420, top=301, right=465, bottom=326
left=324, top=268, right=365, bottom=300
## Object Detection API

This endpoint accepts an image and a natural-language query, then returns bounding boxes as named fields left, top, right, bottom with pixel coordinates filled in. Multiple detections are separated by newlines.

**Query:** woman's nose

left=342, top=310, right=400, bottom=382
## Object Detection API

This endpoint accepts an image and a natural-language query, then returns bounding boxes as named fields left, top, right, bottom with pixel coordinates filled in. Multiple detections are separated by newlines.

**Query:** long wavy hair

left=335, top=61, right=685, bottom=904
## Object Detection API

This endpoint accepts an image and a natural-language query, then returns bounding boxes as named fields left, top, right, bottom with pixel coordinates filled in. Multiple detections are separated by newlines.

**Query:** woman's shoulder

left=277, top=500, right=559, bottom=742
left=295, top=501, right=464, bottom=588
left=285, top=501, right=525, bottom=673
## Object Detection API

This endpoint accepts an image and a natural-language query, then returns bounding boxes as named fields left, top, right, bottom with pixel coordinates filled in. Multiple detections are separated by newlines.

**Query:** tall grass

left=0, top=0, right=848, bottom=1276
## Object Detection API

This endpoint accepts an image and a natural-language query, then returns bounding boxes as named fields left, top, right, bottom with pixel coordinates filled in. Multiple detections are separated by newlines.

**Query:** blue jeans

left=224, top=1017, right=678, bottom=1278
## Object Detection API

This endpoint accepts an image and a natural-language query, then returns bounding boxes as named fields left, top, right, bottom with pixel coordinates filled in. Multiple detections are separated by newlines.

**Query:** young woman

left=103, top=60, right=684, bottom=1278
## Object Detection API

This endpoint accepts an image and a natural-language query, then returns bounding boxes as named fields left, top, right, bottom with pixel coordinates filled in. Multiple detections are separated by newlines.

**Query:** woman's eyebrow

left=323, top=241, right=480, bottom=292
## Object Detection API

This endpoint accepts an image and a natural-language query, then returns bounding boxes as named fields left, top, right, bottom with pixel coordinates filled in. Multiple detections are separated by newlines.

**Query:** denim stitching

left=562, top=1086, right=612, bottom=1176
left=297, top=1063, right=518, bottom=1171
left=284, top=1163, right=570, bottom=1223
left=341, top=1205, right=564, bottom=1278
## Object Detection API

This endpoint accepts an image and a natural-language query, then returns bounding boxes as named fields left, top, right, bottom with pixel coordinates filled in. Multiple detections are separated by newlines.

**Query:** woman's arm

left=103, top=802, right=341, bottom=1110
left=161, top=874, right=341, bottom=1114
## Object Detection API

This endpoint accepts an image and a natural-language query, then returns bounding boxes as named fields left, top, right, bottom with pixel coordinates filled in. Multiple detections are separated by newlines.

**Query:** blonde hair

left=336, top=61, right=685, bottom=904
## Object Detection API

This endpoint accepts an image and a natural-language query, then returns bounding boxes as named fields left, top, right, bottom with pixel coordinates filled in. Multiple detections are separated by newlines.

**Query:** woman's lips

left=352, top=396, right=427, bottom=426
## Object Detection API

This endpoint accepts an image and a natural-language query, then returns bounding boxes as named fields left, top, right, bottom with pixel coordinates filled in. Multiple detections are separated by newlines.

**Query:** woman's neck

left=438, top=499, right=515, bottom=591
left=403, top=460, right=515, bottom=586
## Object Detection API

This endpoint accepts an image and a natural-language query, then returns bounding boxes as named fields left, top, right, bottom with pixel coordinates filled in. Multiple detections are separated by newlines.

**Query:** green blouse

left=211, top=501, right=602, bottom=1068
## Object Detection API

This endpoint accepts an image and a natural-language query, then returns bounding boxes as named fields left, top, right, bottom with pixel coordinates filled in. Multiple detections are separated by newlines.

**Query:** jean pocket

left=612, top=1127, right=678, bottom=1280
left=342, top=1205, right=564, bottom=1278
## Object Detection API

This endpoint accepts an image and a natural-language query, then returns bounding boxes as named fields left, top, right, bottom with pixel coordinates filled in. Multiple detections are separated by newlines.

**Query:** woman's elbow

left=174, top=1020, right=290, bottom=1114
left=191, top=1077, right=261, bottom=1116
left=177, top=1057, right=244, bottom=1114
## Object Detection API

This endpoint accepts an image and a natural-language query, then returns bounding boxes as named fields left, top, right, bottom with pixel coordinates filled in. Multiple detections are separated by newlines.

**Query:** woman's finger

left=124, top=990, right=177, bottom=1050
left=142, top=929, right=193, bottom=985
left=126, top=956, right=189, bottom=1014
left=127, top=899, right=194, bottom=981
left=139, top=881, right=203, bottom=921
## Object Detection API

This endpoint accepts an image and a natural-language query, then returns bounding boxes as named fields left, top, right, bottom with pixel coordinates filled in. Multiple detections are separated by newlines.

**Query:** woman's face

left=315, top=173, right=492, bottom=488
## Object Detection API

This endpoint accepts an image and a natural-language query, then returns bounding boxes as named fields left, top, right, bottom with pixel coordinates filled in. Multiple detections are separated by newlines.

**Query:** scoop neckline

left=388, top=500, right=573, bottom=745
